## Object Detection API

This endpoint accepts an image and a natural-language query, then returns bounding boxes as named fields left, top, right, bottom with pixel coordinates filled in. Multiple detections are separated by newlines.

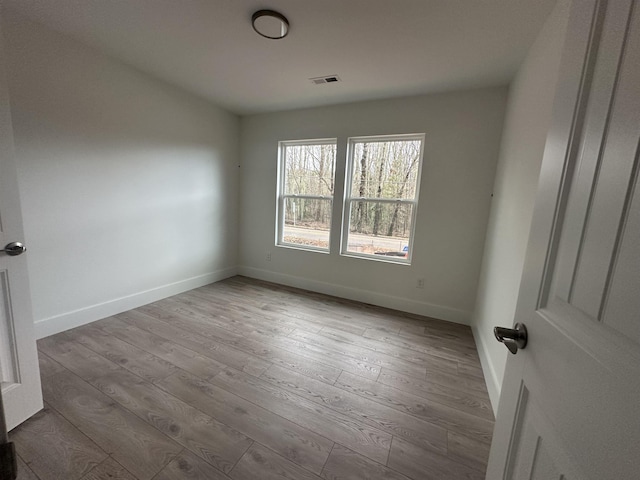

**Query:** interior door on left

left=0, top=21, right=42, bottom=431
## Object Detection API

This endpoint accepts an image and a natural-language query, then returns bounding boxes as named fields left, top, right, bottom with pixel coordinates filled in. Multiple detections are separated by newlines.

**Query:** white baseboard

left=472, top=323, right=502, bottom=415
left=238, top=266, right=472, bottom=325
left=34, top=267, right=237, bottom=339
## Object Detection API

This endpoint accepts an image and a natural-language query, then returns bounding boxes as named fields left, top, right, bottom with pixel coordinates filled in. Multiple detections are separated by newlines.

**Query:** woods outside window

left=276, top=134, right=424, bottom=264
left=341, top=134, right=425, bottom=264
left=276, top=139, right=337, bottom=252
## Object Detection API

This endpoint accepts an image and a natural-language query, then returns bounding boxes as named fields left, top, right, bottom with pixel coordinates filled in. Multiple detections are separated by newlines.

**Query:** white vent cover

left=309, top=75, right=341, bottom=85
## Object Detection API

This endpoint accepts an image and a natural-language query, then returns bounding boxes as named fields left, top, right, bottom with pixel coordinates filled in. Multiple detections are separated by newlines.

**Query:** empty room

left=1, top=1, right=638, bottom=479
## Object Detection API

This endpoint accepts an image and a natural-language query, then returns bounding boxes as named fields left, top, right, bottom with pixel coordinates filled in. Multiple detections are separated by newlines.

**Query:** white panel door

left=486, top=0, right=640, bottom=478
left=0, top=22, right=42, bottom=431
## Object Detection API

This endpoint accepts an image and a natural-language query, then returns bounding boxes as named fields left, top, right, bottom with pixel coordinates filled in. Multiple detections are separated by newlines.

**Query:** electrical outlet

left=266, top=252, right=272, bottom=262
left=416, top=278, right=425, bottom=289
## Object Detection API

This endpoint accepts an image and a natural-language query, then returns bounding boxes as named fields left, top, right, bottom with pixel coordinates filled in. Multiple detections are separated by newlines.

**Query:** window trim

left=340, top=133, right=426, bottom=264
left=276, top=138, right=337, bottom=253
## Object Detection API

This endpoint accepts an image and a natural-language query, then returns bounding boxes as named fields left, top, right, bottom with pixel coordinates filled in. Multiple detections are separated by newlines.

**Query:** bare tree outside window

left=276, top=135, right=424, bottom=262
left=342, top=135, right=424, bottom=262
left=277, top=140, right=337, bottom=251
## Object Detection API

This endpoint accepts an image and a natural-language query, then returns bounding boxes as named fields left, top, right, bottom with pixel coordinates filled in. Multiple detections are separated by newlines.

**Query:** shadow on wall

left=3, top=10, right=240, bottom=325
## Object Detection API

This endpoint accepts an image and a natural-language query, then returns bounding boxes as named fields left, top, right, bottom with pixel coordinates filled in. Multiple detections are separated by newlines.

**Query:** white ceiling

left=3, top=0, right=559, bottom=115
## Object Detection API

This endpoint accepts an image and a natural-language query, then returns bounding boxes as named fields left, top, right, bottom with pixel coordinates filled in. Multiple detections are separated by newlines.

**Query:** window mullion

left=347, top=197, right=416, bottom=204
left=283, top=194, right=334, bottom=201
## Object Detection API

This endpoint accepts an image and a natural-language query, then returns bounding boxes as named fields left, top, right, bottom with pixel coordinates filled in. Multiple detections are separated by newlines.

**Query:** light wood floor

left=11, top=276, right=494, bottom=480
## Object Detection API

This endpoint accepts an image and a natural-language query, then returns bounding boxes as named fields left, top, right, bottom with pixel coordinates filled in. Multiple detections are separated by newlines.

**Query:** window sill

left=276, top=243, right=331, bottom=254
left=339, top=251, right=411, bottom=265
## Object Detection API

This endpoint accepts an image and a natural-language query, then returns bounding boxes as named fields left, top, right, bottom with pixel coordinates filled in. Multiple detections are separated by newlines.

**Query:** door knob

left=494, top=323, right=528, bottom=354
left=1, top=242, right=26, bottom=256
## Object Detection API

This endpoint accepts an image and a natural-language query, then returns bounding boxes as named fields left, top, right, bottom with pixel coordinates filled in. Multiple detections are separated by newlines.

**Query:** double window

left=276, top=134, right=424, bottom=264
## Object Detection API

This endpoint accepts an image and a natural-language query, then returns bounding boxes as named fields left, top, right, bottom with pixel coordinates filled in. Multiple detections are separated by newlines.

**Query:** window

left=341, top=134, right=425, bottom=263
left=276, top=139, right=337, bottom=252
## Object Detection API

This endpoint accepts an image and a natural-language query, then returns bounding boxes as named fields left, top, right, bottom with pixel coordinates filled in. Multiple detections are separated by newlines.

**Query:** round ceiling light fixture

left=252, top=10, right=289, bottom=39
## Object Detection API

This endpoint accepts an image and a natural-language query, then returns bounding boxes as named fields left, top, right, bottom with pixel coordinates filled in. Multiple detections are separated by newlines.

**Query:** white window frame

left=276, top=138, right=337, bottom=253
left=340, top=133, right=425, bottom=264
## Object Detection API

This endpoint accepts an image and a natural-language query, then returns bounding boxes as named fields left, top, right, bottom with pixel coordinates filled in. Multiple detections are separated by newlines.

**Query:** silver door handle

left=494, top=323, right=528, bottom=354
left=1, top=242, right=26, bottom=256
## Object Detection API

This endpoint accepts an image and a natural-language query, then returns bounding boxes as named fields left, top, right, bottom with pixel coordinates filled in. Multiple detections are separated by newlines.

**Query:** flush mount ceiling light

left=252, top=10, right=289, bottom=39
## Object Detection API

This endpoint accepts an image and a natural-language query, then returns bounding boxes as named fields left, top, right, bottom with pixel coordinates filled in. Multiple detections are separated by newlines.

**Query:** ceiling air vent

left=309, top=75, right=341, bottom=85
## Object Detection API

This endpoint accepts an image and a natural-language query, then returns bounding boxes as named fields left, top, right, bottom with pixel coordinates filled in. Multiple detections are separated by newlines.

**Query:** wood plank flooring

left=10, top=276, right=494, bottom=480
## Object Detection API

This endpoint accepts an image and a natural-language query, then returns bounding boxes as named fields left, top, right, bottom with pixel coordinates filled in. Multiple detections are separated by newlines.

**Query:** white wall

left=1, top=12, right=241, bottom=338
left=471, top=0, right=570, bottom=411
left=239, top=88, right=507, bottom=324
